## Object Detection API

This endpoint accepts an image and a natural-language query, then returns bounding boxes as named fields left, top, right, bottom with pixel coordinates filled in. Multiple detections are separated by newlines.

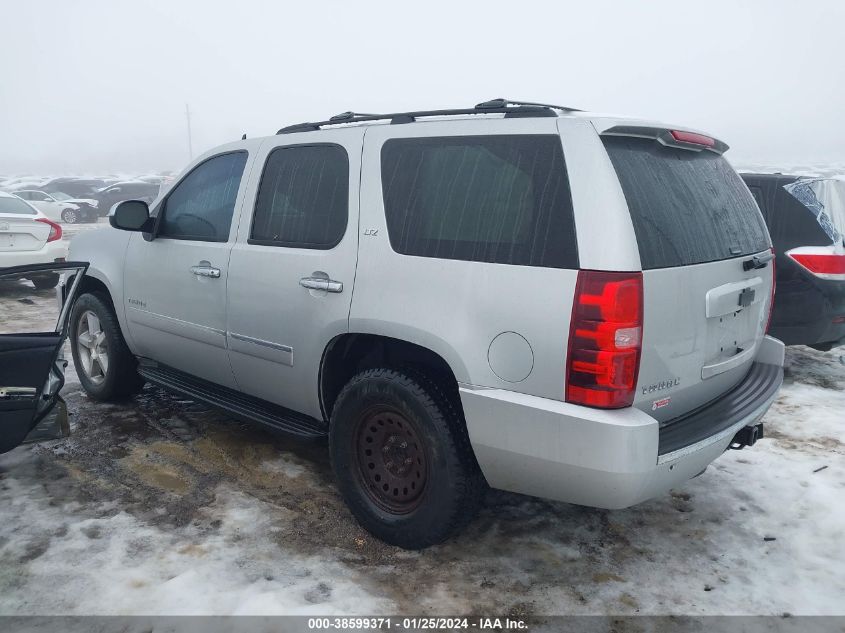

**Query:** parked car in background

left=2, top=177, right=49, bottom=192
left=90, top=181, right=160, bottom=216
left=742, top=173, right=845, bottom=351
left=67, top=99, right=783, bottom=548
left=0, top=192, right=67, bottom=288
left=14, top=190, right=98, bottom=224
left=40, top=178, right=107, bottom=198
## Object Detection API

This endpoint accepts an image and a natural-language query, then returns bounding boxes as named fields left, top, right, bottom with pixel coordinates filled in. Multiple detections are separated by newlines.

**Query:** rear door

left=0, top=262, right=88, bottom=453
left=226, top=129, right=363, bottom=419
left=598, top=128, right=773, bottom=421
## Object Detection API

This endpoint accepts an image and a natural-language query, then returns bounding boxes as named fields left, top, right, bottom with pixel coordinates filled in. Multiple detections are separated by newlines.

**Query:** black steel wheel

left=330, top=367, right=485, bottom=549
left=353, top=405, right=428, bottom=514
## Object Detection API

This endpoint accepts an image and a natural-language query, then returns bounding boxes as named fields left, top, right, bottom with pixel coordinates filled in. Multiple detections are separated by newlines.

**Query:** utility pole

left=185, top=103, right=194, bottom=161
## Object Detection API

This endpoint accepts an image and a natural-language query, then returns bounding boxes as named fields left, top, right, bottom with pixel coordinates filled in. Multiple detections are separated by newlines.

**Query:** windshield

left=0, top=196, right=37, bottom=215
left=50, top=191, right=72, bottom=201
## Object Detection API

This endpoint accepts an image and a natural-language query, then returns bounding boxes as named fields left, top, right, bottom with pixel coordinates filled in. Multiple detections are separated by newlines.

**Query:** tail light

left=566, top=271, right=643, bottom=409
left=766, top=248, right=776, bottom=334
left=35, top=218, right=62, bottom=242
left=786, top=247, right=845, bottom=281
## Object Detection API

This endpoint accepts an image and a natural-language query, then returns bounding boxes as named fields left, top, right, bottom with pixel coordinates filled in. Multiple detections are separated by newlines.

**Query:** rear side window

left=160, top=151, right=248, bottom=242
left=381, top=135, right=578, bottom=269
left=250, top=144, right=349, bottom=249
left=603, top=136, right=769, bottom=269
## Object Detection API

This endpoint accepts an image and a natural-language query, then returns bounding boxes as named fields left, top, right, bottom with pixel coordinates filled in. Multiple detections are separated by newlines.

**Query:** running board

left=137, top=361, right=327, bottom=441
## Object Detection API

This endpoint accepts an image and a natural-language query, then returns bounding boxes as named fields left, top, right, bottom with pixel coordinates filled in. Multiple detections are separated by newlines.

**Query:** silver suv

left=65, top=99, right=784, bottom=549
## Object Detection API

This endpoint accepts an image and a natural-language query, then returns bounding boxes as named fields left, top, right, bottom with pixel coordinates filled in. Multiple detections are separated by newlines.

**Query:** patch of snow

left=0, top=478, right=392, bottom=615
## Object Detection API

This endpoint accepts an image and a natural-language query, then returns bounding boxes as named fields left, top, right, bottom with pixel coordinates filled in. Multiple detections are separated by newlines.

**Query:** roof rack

left=276, top=98, right=580, bottom=134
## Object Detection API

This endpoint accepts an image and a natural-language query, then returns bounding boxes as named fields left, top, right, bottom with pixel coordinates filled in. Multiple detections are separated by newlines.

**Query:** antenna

left=185, top=103, right=194, bottom=160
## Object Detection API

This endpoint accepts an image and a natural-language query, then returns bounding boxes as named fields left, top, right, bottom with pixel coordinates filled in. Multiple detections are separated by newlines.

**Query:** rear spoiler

left=600, top=125, right=729, bottom=155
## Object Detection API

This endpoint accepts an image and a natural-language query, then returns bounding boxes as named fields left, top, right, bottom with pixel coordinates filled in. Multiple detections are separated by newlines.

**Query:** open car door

left=0, top=261, right=88, bottom=454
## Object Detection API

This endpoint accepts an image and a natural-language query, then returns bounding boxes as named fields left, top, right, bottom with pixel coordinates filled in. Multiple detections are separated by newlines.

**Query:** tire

left=69, top=292, right=144, bottom=401
left=329, top=367, right=485, bottom=549
left=61, top=208, right=79, bottom=224
left=31, top=274, right=60, bottom=290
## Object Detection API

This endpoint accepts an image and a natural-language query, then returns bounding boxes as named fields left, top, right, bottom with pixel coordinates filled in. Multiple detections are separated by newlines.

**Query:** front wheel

left=69, top=292, right=144, bottom=400
left=329, top=368, right=485, bottom=549
left=61, top=208, right=79, bottom=224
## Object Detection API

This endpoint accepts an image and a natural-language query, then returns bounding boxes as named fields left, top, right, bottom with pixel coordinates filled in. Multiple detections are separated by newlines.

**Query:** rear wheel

left=69, top=292, right=144, bottom=400
left=329, top=367, right=485, bottom=549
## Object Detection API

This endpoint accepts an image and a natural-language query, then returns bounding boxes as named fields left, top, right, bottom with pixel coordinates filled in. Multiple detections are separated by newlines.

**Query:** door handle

left=190, top=263, right=221, bottom=278
left=299, top=277, right=343, bottom=293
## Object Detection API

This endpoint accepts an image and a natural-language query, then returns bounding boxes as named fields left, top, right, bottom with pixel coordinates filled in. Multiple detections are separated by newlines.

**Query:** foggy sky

left=1, top=0, right=843, bottom=176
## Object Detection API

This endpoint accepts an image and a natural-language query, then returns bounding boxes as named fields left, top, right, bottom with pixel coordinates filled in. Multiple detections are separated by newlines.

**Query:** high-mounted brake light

left=670, top=130, right=716, bottom=148
left=787, top=247, right=845, bottom=280
left=566, top=271, right=643, bottom=409
left=35, top=218, right=62, bottom=242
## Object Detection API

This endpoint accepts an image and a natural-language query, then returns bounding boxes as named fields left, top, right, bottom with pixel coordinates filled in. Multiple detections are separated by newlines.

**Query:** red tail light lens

left=787, top=248, right=845, bottom=280
left=566, top=271, right=643, bottom=409
left=670, top=130, right=716, bottom=148
left=35, top=218, right=62, bottom=242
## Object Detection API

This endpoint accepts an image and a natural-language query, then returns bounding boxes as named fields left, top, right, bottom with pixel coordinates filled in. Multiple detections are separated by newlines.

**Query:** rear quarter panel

left=352, top=117, right=633, bottom=400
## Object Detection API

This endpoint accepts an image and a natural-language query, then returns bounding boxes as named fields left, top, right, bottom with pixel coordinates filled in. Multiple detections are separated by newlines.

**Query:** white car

left=0, top=191, right=68, bottom=287
left=13, top=190, right=98, bottom=224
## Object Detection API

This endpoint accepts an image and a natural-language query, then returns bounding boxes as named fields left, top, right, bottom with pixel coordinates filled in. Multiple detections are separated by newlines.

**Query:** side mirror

left=110, top=200, right=152, bottom=232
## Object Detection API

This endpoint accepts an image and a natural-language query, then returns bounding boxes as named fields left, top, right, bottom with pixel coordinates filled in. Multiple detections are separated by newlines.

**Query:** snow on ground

left=0, top=287, right=843, bottom=616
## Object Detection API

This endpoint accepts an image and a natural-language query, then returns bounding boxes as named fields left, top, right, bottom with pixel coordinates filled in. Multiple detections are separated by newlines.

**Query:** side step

left=137, top=361, right=328, bottom=441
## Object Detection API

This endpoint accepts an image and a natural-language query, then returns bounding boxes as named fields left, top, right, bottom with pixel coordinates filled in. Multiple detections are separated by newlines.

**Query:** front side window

left=159, top=152, right=248, bottom=242
left=380, top=135, right=578, bottom=268
left=250, top=144, right=349, bottom=249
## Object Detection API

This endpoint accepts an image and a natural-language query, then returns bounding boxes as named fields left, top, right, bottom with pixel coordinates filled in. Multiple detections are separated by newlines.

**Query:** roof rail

left=276, top=98, right=579, bottom=135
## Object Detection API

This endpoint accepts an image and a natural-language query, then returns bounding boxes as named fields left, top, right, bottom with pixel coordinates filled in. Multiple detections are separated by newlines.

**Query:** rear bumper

left=460, top=336, right=785, bottom=509
left=0, top=241, right=68, bottom=269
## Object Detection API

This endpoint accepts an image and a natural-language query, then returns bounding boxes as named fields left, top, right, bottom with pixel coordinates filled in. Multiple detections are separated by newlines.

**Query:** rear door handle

left=190, top=263, right=221, bottom=278
left=300, top=277, right=343, bottom=293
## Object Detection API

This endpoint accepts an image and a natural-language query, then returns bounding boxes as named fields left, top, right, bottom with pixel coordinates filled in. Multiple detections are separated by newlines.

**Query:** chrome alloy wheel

left=76, top=310, right=109, bottom=384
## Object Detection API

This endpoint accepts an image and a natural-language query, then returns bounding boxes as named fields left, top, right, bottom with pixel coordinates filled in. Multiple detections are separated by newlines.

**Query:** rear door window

left=380, top=135, right=578, bottom=269
left=603, top=136, right=769, bottom=269
left=250, top=144, right=349, bottom=249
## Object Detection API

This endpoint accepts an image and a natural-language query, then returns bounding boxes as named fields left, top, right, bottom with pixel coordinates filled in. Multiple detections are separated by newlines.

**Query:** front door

left=123, top=150, right=252, bottom=388
left=226, top=130, right=363, bottom=419
left=0, top=262, right=87, bottom=453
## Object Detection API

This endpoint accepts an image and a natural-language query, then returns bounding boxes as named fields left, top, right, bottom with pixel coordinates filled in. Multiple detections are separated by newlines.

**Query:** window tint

left=250, top=144, right=349, bottom=248
left=380, top=135, right=578, bottom=268
left=159, top=152, right=248, bottom=242
left=603, top=136, right=769, bottom=269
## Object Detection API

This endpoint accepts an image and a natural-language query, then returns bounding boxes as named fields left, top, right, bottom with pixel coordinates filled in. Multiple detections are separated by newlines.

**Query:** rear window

left=0, top=197, right=37, bottom=215
left=603, top=136, right=769, bottom=269
left=381, top=135, right=578, bottom=269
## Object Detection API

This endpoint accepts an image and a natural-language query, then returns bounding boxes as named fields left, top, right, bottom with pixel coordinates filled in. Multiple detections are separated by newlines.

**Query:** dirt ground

left=0, top=281, right=843, bottom=616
